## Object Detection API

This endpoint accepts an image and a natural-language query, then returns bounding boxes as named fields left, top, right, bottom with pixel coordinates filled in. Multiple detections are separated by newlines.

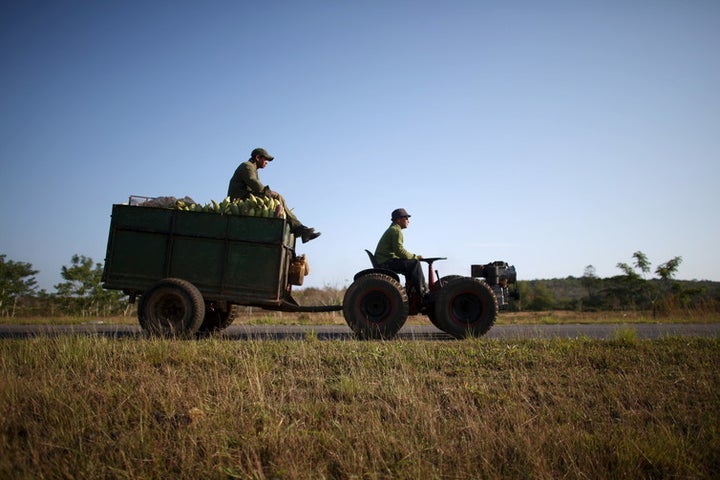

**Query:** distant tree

left=581, top=265, right=599, bottom=296
left=602, top=274, right=655, bottom=310
left=655, top=256, right=682, bottom=280
left=54, top=254, right=126, bottom=316
left=615, top=262, right=639, bottom=279
left=651, top=256, right=687, bottom=316
left=604, top=251, right=689, bottom=312
left=0, top=254, right=39, bottom=316
left=616, top=251, right=653, bottom=280
left=516, top=281, right=532, bottom=310
left=633, top=251, right=651, bottom=278
left=525, top=281, right=556, bottom=311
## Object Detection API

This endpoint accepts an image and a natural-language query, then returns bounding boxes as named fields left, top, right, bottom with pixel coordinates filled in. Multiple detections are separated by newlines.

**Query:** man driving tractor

left=373, top=208, right=428, bottom=298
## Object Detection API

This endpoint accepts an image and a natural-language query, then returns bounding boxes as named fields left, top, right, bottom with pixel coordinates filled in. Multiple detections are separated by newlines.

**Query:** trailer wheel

left=138, top=278, right=205, bottom=338
left=343, top=273, right=408, bottom=340
left=198, top=305, right=241, bottom=334
left=433, top=277, right=498, bottom=339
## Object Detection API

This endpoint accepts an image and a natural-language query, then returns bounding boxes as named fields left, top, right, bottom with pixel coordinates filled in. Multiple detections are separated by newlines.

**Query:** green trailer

left=102, top=201, right=340, bottom=338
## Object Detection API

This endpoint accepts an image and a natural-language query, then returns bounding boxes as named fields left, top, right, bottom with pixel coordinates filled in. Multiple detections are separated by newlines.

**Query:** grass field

left=3, top=309, right=720, bottom=327
left=1, top=333, right=719, bottom=479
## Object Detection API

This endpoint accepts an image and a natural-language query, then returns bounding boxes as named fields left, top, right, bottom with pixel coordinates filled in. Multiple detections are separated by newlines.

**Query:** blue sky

left=1, top=0, right=719, bottom=293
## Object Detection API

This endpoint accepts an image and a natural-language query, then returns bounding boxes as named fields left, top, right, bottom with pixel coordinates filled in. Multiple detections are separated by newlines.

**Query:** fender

left=352, top=268, right=401, bottom=284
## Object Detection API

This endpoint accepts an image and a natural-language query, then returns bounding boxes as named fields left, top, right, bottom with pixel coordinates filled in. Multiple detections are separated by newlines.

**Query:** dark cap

left=391, top=208, right=411, bottom=220
left=251, top=147, right=274, bottom=161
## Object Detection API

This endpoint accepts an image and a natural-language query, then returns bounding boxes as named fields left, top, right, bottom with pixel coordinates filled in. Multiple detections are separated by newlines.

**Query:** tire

left=343, top=273, right=408, bottom=340
left=436, top=275, right=463, bottom=289
left=138, top=278, right=205, bottom=339
left=198, top=305, right=241, bottom=334
left=433, top=277, right=498, bottom=339
left=427, top=275, right=462, bottom=330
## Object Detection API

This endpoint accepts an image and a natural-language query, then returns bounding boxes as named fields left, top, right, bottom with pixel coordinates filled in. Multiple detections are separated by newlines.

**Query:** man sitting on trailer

left=374, top=208, right=428, bottom=297
left=228, top=147, right=320, bottom=243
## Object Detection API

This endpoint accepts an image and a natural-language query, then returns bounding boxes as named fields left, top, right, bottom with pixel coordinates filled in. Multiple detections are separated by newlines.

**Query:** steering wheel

left=419, top=257, right=446, bottom=264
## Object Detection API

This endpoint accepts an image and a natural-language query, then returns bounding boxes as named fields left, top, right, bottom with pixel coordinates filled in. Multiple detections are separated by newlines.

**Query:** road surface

left=0, top=323, right=718, bottom=340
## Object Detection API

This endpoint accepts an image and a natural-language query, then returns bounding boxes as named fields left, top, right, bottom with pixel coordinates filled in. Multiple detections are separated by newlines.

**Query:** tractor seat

left=365, top=249, right=380, bottom=268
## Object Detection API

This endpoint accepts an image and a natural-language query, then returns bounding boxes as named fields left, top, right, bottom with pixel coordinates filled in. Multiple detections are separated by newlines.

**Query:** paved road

left=1, top=323, right=718, bottom=340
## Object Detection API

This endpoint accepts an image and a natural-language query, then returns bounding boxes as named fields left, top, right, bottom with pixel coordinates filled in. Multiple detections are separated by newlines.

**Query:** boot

left=301, top=227, right=321, bottom=243
left=292, top=225, right=321, bottom=243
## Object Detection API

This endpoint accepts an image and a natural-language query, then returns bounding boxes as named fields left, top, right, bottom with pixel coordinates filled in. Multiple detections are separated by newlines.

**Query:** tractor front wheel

left=433, top=277, right=498, bottom=339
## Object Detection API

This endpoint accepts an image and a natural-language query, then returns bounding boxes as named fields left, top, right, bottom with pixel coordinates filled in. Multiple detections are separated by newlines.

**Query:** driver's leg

left=383, top=259, right=427, bottom=296
left=408, top=260, right=428, bottom=296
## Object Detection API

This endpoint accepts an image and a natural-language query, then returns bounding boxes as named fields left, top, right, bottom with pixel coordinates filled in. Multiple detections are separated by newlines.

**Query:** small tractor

left=343, top=251, right=518, bottom=339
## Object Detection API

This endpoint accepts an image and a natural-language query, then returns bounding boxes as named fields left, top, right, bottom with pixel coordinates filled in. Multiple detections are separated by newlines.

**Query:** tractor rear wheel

left=138, top=278, right=205, bottom=339
left=433, top=277, right=498, bottom=339
left=343, top=273, right=408, bottom=339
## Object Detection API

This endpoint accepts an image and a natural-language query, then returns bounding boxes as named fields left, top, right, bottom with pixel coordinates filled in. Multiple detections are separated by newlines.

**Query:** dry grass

left=1, top=335, right=719, bottom=479
left=3, top=309, right=720, bottom=327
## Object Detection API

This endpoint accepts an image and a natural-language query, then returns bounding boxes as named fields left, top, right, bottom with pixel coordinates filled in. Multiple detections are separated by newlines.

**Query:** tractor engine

left=471, top=261, right=519, bottom=309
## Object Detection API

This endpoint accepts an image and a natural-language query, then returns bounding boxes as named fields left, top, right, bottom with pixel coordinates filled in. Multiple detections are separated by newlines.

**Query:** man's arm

left=240, top=162, right=271, bottom=196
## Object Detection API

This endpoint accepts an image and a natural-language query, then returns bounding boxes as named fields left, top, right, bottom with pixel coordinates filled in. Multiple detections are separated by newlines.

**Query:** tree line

left=518, top=251, right=718, bottom=315
left=1, top=250, right=718, bottom=318
left=1, top=254, right=127, bottom=317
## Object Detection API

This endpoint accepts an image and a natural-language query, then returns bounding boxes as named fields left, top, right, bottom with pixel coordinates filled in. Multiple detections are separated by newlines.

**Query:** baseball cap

left=391, top=208, right=411, bottom=220
left=251, top=147, right=274, bottom=161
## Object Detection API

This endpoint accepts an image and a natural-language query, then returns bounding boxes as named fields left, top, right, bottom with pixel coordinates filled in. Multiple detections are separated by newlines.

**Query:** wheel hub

left=450, top=293, right=483, bottom=325
left=360, top=290, right=392, bottom=323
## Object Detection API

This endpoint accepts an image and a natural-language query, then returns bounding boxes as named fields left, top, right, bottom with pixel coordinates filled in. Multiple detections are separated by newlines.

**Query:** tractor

left=342, top=251, right=518, bottom=339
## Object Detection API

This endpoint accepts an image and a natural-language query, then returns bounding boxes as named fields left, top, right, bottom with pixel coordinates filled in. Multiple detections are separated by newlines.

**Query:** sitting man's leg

left=381, top=258, right=428, bottom=296
left=274, top=193, right=320, bottom=243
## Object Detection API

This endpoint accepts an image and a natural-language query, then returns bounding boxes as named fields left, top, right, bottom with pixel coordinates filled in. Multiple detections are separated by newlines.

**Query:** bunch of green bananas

left=175, top=195, right=286, bottom=219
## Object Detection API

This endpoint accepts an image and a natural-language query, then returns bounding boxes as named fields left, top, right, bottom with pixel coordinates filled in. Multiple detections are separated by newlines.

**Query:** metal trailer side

left=101, top=204, right=300, bottom=309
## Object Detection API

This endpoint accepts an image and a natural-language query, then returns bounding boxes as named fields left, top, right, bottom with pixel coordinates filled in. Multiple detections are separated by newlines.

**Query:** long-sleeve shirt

left=227, top=160, right=271, bottom=199
left=374, top=223, right=418, bottom=265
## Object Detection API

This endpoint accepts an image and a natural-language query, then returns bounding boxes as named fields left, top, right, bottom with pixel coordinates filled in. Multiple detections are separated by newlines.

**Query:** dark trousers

left=381, top=259, right=427, bottom=296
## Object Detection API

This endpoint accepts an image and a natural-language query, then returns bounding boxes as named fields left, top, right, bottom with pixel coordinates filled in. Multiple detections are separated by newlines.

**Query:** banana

left=172, top=196, right=290, bottom=217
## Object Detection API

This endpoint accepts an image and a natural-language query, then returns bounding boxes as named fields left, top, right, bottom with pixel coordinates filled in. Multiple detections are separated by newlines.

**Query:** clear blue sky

left=1, top=0, right=719, bottom=293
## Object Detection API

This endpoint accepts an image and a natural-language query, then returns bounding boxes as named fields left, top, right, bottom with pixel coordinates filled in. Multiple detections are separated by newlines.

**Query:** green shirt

left=374, top=223, right=417, bottom=265
left=227, top=160, right=271, bottom=199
